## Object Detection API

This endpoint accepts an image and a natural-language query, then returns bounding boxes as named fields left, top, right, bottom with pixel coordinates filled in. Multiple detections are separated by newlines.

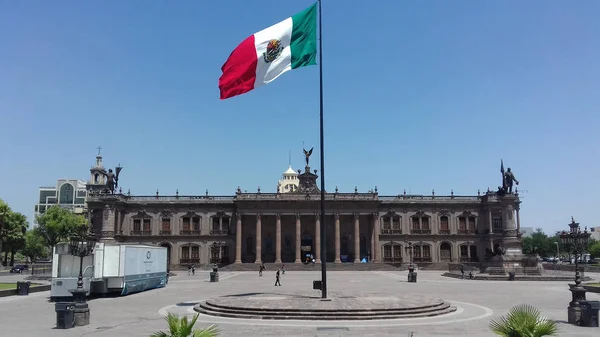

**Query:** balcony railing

left=159, top=230, right=171, bottom=235
left=131, top=230, right=152, bottom=236
left=210, top=229, right=229, bottom=235
left=410, top=229, right=431, bottom=234
left=180, top=230, right=201, bottom=235
left=458, top=229, right=477, bottom=234
left=438, top=229, right=451, bottom=235
left=380, top=229, right=402, bottom=235
left=382, top=257, right=403, bottom=263
left=413, top=257, right=432, bottom=263
left=180, top=258, right=200, bottom=265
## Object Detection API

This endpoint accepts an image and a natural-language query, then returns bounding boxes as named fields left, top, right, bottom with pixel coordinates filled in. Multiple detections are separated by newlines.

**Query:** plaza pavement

left=0, top=270, right=598, bottom=337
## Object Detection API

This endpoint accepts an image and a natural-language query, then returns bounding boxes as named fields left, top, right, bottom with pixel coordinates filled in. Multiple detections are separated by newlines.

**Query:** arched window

left=59, top=183, right=74, bottom=204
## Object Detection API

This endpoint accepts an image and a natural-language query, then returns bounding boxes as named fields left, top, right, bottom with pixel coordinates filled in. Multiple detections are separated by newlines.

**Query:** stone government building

left=85, top=153, right=523, bottom=269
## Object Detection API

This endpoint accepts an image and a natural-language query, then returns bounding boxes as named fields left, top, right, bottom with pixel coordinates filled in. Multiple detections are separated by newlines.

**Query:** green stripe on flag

left=290, top=2, right=317, bottom=69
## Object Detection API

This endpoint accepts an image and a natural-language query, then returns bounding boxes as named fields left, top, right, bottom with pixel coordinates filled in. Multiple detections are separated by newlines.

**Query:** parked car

left=9, top=265, right=28, bottom=273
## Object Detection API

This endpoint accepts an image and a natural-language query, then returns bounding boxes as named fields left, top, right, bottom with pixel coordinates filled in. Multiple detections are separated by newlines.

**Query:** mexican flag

left=219, top=3, right=317, bottom=100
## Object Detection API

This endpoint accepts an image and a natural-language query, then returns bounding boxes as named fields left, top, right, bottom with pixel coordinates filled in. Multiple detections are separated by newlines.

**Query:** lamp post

left=68, top=228, right=97, bottom=326
left=405, top=242, right=416, bottom=282
left=559, top=217, right=590, bottom=325
left=555, top=242, right=560, bottom=261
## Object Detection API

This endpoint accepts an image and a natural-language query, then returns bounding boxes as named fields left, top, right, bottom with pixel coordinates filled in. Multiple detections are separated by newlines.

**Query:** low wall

left=0, top=284, right=51, bottom=298
left=542, top=263, right=600, bottom=274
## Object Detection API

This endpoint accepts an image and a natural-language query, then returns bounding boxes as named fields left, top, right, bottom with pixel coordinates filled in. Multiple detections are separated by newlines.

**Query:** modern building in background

left=34, top=179, right=87, bottom=222
left=519, top=227, right=535, bottom=237
left=590, top=226, right=600, bottom=241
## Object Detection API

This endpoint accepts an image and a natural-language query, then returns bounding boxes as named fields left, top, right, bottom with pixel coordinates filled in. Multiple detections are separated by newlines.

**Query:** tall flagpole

left=318, top=0, right=328, bottom=299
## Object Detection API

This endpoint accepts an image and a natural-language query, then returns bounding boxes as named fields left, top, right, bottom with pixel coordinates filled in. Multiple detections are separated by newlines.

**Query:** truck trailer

left=51, top=242, right=168, bottom=301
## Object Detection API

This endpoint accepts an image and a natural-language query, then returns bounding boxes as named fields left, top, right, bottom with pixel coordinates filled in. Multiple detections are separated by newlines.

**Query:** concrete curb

left=441, top=272, right=593, bottom=282
left=0, top=284, right=51, bottom=298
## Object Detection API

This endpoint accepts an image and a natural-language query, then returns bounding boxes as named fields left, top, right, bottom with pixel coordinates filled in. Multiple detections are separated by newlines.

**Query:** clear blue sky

left=1, top=1, right=598, bottom=234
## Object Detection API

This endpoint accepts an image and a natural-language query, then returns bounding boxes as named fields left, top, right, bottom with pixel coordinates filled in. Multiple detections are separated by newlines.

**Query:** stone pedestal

left=568, top=305, right=582, bottom=325
left=210, top=272, right=219, bottom=282
left=70, top=288, right=90, bottom=326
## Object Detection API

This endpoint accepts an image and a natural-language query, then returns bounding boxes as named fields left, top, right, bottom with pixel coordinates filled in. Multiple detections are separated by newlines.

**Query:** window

left=212, top=217, right=220, bottom=231
left=412, top=217, right=419, bottom=230
left=392, top=216, right=401, bottom=230
left=133, top=219, right=141, bottom=231
left=161, top=218, right=171, bottom=233
left=413, top=245, right=422, bottom=258
left=422, top=245, right=431, bottom=258
left=440, top=216, right=449, bottom=232
left=493, top=216, right=503, bottom=230
left=458, top=217, right=467, bottom=230
left=222, top=217, right=230, bottom=232
left=383, top=245, right=392, bottom=258
left=192, top=217, right=201, bottom=231
left=421, top=217, right=429, bottom=229
left=182, top=218, right=190, bottom=231
left=181, top=246, right=190, bottom=259
left=59, top=183, right=74, bottom=204
left=393, top=245, right=402, bottom=258
left=411, top=214, right=431, bottom=234
left=468, top=217, right=476, bottom=231
left=460, top=245, right=468, bottom=257
left=383, top=217, right=391, bottom=230
left=143, top=219, right=151, bottom=232
left=191, top=246, right=199, bottom=259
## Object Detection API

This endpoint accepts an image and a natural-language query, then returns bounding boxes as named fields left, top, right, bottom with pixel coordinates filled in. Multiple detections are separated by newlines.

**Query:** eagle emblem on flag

left=263, top=39, right=283, bottom=63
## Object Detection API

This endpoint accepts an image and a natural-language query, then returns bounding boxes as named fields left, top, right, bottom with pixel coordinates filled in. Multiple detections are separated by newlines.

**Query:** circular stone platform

left=194, top=291, right=456, bottom=320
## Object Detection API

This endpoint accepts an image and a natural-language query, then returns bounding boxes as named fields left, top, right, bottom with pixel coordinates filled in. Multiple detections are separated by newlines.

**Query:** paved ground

left=0, top=270, right=598, bottom=336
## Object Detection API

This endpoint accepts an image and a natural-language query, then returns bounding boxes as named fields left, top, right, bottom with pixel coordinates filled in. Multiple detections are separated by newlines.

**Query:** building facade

left=85, top=155, right=523, bottom=269
left=35, top=179, right=87, bottom=222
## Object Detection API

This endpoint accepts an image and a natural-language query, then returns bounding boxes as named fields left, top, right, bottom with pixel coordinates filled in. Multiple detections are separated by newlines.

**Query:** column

left=255, top=214, right=262, bottom=264
left=295, top=213, right=302, bottom=263
left=516, top=206, right=521, bottom=234
left=275, top=214, right=282, bottom=263
left=370, top=216, right=375, bottom=263
left=334, top=213, right=341, bottom=263
left=314, top=213, right=321, bottom=263
left=101, top=205, right=115, bottom=241
left=235, top=214, right=242, bottom=263
left=373, top=213, right=380, bottom=262
left=354, top=213, right=360, bottom=263
left=488, top=209, right=493, bottom=234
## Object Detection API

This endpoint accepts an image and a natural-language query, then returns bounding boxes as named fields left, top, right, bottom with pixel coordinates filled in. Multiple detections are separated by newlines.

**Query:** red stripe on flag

left=219, top=35, right=258, bottom=100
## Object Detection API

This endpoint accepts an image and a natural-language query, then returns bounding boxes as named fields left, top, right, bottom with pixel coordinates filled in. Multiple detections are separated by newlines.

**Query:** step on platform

left=194, top=291, right=457, bottom=320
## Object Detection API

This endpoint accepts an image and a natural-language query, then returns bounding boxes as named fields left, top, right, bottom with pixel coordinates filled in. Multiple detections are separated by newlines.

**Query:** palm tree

left=489, top=304, right=559, bottom=337
left=151, top=313, right=219, bottom=337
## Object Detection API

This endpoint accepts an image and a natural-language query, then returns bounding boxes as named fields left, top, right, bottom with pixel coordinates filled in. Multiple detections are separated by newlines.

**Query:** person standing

left=274, top=269, right=281, bottom=286
left=259, top=264, right=264, bottom=277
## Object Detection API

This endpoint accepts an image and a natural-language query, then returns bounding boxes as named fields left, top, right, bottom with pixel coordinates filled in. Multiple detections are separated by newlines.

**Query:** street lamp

left=405, top=242, right=417, bottom=282
left=559, top=217, right=590, bottom=325
left=68, top=227, right=97, bottom=326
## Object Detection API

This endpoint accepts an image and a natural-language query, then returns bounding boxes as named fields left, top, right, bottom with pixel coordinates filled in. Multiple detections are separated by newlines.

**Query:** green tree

left=589, top=241, right=600, bottom=259
left=151, top=313, right=219, bottom=337
left=1, top=210, right=28, bottom=266
left=22, top=230, right=48, bottom=263
left=490, top=304, right=558, bottom=337
left=522, top=228, right=557, bottom=257
left=34, top=206, right=87, bottom=249
left=0, top=199, right=11, bottom=263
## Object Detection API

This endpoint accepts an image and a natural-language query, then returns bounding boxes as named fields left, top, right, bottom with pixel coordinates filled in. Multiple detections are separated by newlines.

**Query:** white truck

left=50, top=243, right=168, bottom=301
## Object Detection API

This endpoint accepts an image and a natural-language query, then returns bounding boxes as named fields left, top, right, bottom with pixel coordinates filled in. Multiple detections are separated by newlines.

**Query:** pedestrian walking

left=274, top=269, right=281, bottom=286
left=281, top=264, right=285, bottom=275
left=259, top=265, right=264, bottom=277
left=192, top=264, right=196, bottom=276
left=460, top=266, right=465, bottom=280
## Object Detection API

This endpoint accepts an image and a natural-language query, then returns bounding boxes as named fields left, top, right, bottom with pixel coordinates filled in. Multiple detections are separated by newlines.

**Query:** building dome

left=283, top=165, right=298, bottom=176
